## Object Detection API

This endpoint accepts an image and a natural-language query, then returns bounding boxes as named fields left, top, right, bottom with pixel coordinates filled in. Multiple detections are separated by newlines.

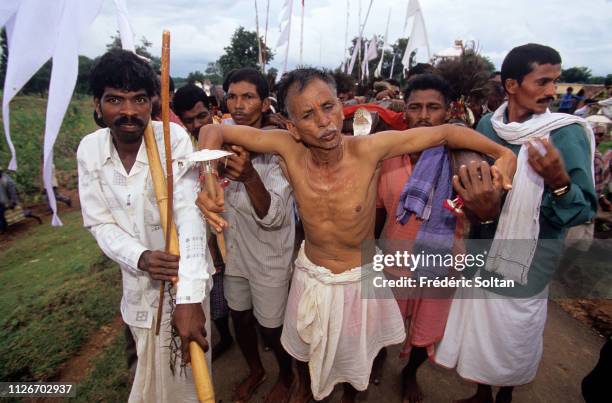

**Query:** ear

left=94, top=98, right=101, bottom=116
left=285, top=119, right=301, bottom=142
left=262, top=97, right=271, bottom=113
left=504, top=79, right=519, bottom=95
left=444, top=108, right=451, bottom=122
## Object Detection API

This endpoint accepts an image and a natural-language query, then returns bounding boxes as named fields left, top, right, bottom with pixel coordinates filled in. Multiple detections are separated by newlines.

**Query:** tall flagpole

left=343, top=0, right=350, bottom=71
left=254, top=0, right=263, bottom=72
left=264, top=0, right=270, bottom=46
left=299, top=1, right=305, bottom=65
left=375, top=8, right=391, bottom=78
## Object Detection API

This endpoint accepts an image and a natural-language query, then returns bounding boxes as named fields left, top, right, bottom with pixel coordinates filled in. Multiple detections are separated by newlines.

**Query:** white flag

left=362, top=36, right=378, bottom=79
left=1, top=0, right=106, bottom=226
left=347, top=36, right=361, bottom=75
left=375, top=9, right=391, bottom=78
left=276, top=0, right=294, bottom=75
left=403, top=0, right=421, bottom=34
left=401, top=9, right=430, bottom=72
left=113, top=0, right=135, bottom=52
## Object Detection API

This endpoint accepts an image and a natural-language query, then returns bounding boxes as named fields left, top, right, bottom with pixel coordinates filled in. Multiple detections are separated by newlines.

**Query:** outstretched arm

left=364, top=124, right=516, bottom=188
left=198, top=124, right=296, bottom=159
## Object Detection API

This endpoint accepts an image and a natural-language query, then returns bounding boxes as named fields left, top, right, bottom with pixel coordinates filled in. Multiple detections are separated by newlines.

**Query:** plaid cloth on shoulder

left=395, top=146, right=456, bottom=279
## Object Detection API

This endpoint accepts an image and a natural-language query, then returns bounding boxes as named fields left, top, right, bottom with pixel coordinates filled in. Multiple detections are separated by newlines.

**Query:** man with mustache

left=197, top=67, right=517, bottom=403
left=375, top=74, right=505, bottom=403
left=214, top=67, right=296, bottom=403
left=434, top=43, right=597, bottom=403
left=77, top=50, right=213, bottom=402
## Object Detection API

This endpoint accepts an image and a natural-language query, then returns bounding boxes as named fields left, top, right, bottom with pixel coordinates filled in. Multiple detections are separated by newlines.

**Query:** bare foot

left=370, top=347, right=387, bottom=385
left=211, top=337, right=233, bottom=361
left=401, top=371, right=423, bottom=403
left=232, top=370, right=266, bottom=403
left=265, top=377, right=292, bottom=403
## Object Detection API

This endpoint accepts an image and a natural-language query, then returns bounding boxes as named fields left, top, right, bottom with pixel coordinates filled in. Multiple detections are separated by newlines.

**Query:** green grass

left=0, top=94, right=98, bottom=201
left=0, top=210, right=122, bottom=381
left=74, top=333, right=131, bottom=402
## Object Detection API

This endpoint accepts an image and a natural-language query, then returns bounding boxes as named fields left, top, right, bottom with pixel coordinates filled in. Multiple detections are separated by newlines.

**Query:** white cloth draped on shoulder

left=486, top=103, right=595, bottom=285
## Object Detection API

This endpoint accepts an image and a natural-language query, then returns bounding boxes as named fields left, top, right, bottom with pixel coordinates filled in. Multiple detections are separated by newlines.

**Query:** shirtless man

left=197, top=68, right=516, bottom=402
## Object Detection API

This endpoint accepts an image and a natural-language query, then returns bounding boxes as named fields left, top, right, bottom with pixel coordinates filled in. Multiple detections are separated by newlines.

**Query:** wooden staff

left=144, top=30, right=214, bottom=403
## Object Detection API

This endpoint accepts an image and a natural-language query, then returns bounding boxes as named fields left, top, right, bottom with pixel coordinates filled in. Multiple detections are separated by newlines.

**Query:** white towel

left=486, top=103, right=595, bottom=285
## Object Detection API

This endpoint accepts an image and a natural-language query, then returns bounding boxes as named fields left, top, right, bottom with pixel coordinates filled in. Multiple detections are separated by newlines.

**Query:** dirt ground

left=209, top=301, right=606, bottom=403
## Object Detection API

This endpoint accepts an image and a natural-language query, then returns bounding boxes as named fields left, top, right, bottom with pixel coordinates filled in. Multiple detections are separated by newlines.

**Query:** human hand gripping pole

left=143, top=30, right=214, bottom=403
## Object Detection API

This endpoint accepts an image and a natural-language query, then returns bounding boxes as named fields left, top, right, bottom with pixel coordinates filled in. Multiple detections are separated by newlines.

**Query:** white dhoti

left=281, top=244, right=406, bottom=400
left=128, top=295, right=211, bottom=403
left=434, top=285, right=548, bottom=386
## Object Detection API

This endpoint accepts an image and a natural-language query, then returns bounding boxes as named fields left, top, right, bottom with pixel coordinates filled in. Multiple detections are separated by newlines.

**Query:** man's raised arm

left=198, top=124, right=296, bottom=157
left=365, top=124, right=517, bottom=189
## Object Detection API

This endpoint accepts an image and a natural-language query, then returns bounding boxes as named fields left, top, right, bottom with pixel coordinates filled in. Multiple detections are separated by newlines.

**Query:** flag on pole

left=401, top=1, right=430, bottom=74
left=374, top=8, right=391, bottom=78
left=254, top=0, right=263, bottom=70
left=1, top=0, right=133, bottom=226
left=276, top=0, right=294, bottom=76
left=402, top=0, right=420, bottom=35
left=299, top=0, right=305, bottom=64
left=347, top=36, right=361, bottom=75
left=361, top=36, right=378, bottom=80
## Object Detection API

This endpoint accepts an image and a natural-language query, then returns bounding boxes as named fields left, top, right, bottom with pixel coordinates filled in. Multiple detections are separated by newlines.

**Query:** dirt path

left=54, top=316, right=124, bottom=383
left=210, top=300, right=605, bottom=402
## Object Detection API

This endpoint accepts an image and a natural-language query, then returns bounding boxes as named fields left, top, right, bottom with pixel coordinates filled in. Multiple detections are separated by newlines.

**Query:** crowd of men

left=76, top=42, right=607, bottom=403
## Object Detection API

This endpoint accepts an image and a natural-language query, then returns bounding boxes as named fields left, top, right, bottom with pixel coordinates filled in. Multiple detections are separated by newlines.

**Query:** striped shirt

left=223, top=153, right=295, bottom=286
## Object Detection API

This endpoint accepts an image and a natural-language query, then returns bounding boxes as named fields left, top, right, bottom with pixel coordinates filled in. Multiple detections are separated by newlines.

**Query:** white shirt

left=223, top=154, right=295, bottom=286
left=77, top=121, right=213, bottom=329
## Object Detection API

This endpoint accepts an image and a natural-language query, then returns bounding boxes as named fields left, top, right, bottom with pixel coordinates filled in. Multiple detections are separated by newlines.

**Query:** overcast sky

left=79, top=0, right=612, bottom=78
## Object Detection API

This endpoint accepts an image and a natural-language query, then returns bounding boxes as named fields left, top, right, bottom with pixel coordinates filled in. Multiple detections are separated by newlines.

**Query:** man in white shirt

left=77, top=49, right=213, bottom=403
left=206, top=68, right=295, bottom=403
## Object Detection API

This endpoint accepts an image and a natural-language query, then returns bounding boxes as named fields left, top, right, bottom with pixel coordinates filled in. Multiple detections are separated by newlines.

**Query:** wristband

left=552, top=183, right=571, bottom=198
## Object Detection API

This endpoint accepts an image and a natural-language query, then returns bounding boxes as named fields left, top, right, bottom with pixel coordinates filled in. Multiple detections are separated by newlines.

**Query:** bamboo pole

left=143, top=30, right=214, bottom=403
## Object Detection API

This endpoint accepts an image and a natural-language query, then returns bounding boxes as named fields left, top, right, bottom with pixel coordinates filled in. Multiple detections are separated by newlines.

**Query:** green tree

left=74, top=55, right=95, bottom=94
left=106, top=32, right=161, bottom=71
left=203, top=62, right=223, bottom=84
left=216, top=26, right=273, bottom=76
left=186, top=70, right=206, bottom=84
left=560, top=66, right=592, bottom=83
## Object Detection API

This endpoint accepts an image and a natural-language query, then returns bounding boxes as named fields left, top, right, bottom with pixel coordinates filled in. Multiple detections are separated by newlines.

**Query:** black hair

left=566, top=87, right=574, bottom=93
left=332, top=71, right=356, bottom=94
left=155, top=70, right=175, bottom=93
left=387, top=78, right=401, bottom=87
left=403, top=74, right=452, bottom=105
left=172, top=84, right=210, bottom=116
left=500, top=43, right=561, bottom=92
left=276, top=68, right=336, bottom=117
left=222, top=68, right=269, bottom=100
left=406, top=63, right=435, bottom=80
left=90, top=49, right=158, bottom=99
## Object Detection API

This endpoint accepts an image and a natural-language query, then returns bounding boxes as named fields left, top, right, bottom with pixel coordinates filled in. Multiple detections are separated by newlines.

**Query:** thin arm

left=366, top=124, right=509, bottom=161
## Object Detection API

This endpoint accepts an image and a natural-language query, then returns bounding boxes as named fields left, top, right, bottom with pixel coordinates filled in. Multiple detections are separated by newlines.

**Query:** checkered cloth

left=395, top=146, right=456, bottom=279
left=210, top=267, right=229, bottom=320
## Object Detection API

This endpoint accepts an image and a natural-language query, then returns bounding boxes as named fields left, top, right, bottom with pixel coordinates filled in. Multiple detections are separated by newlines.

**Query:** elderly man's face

left=286, top=79, right=344, bottom=151
left=506, top=63, right=560, bottom=116
left=95, top=87, right=152, bottom=144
